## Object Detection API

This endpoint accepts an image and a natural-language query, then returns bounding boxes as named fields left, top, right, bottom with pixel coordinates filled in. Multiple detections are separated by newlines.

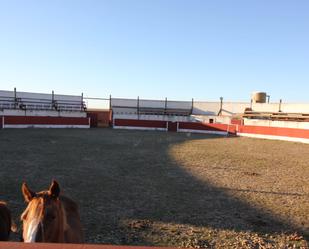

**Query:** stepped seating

left=0, top=95, right=86, bottom=112
left=243, top=110, right=309, bottom=122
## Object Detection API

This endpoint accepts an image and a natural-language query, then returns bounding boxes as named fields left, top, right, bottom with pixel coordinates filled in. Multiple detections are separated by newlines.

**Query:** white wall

left=222, top=102, right=250, bottom=115
left=192, top=102, right=220, bottom=115
left=194, top=101, right=309, bottom=116
left=191, top=115, right=232, bottom=124
left=111, top=98, right=138, bottom=107
left=0, top=109, right=86, bottom=118
left=113, top=113, right=193, bottom=122
left=92, top=97, right=309, bottom=116
left=0, top=90, right=14, bottom=98
left=244, top=118, right=309, bottom=129
left=0, top=90, right=82, bottom=102
left=111, top=98, right=192, bottom=111
left=166, top=100, right=192, bottom=109
left=139, top=99, right=165, bottom=108
left=281, top=103, right=309, bottom=113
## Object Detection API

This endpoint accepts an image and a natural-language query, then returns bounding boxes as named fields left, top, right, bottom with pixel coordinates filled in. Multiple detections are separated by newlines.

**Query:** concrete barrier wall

left=113, top=119, right=235, bottom=135
left=194, top=101, right=309, bottom=115
left=0, top=90, right=15, bottom=98
left=237, top=125, right=309, bottom=143
left=113, top=114, right=232, bottom=124
left=166, top=100, right=192, bottom=109
left=113, top=114, right=194, bottom=122
left=0, top=109, right=87, bottom=118
left=113, top=118, right=309, bottom=143
left=111, top=98, right=138, bottom=107
left=281, top=103, right=309, bottom=113
left=139, top=99, right=166, bottom=108
left=244, top=119, right=309, bottom=129
left=192, top=101, right=220, bottom=115
left=111, top=98, right=192, bottom=114
left=222, top=102, right=250, bottom=115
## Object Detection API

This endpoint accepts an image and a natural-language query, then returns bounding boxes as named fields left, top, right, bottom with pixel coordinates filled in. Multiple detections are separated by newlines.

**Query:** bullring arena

left=0, top=89, right=308, bottom=248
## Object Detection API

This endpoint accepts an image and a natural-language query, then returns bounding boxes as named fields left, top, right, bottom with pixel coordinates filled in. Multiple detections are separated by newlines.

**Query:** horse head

left=21, top=180, right=66, bottom=243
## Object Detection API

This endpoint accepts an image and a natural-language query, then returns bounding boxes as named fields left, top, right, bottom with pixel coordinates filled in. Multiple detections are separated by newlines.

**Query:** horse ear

left=49, top=180, right=60, bottom=198
left=22, top=182, right=35, bottom=202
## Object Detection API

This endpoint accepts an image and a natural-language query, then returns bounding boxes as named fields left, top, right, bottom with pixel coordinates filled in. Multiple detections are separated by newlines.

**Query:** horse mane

left=60, top=200, right=69, bottom=231
left=59, top=196, right=79, bottom=212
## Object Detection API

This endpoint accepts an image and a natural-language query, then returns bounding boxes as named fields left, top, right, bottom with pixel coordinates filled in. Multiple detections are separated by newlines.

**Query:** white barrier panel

left=223, top=102, right=251, bottom=115
left=281, top=103, right=309, bottom=113
left=244, top=119, right=309, bottom=129
left=166, top=100, right=192, bottom=109
left=139, top=99, right=166, bottom=108
left=192, top=101, right=220, bottom=115
left=0, top=90, right=14, bottom=98
left=113, top=113, right=193, bottom=122
left=2, top=109, right=87, bottom=118
left=238, top=133, right=309, bottom=144
left=0, top=90, right=82, bottom=102
left=111, top=98, right=138, bottom=107
left=111, top=97, right=309, bottom=116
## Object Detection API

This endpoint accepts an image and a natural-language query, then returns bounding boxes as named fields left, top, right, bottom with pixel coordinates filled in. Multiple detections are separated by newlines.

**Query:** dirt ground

left=0, top=128, right=308, bottom=248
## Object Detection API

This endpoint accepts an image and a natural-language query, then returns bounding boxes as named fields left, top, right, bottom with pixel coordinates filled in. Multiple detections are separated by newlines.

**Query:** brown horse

left=21, top=180, right=83, bottom=243
left=0, top=201, right=16, bottom=241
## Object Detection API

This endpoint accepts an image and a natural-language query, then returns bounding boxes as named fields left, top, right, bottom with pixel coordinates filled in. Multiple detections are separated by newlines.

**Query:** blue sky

left=0, top=0, right=308, bottom=102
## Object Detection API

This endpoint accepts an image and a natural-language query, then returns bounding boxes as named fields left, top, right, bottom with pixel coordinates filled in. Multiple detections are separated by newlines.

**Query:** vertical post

left=51, top=90, right=54, bottom=110
left=81, top=93, right=84, bottom=111
left=279, top=99, right=282, bottom=112
left=109, top=94, right=112, bottom=111
left=267, top=95, right=270, bottom=103
left=137, top=96, right=140, bottom=120
left=218, top=97, right=223, bottom=116
left=191, top=98, right=194, bottom=115
left=14, top=87, right=17, bottom=109
left=109, top=94, right=112, bottom=127
left=164, top=97, right=167, bottom=115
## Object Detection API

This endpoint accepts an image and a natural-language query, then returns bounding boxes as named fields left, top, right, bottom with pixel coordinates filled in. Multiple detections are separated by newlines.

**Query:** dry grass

left=0, top=128, right=308, bottom=248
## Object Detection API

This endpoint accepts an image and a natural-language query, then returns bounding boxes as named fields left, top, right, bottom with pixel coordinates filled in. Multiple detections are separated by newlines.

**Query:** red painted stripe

left=114, top=119, right=167, bottom=128
left=231, top=119, right=243, bottom=125
left=0, top=242, right=179, bottom=249
left=238, top=125, right=309, bottom=139
left=4, top=116, right=89, bottom=125
left=179, top=122, right=237, bottom=134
